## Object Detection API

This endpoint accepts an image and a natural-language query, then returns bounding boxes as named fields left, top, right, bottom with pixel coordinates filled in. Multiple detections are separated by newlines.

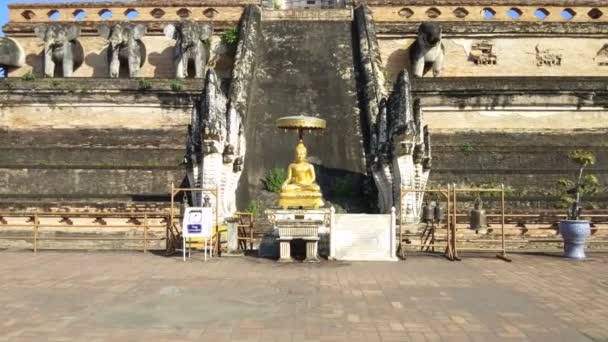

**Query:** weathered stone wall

left=380, top=37, right=608, bottom=80
left=0, top=79, right=201, bottom=209
left=238, top=20, right=368, bottom=211
left=412, top=77, right=608, bottom=208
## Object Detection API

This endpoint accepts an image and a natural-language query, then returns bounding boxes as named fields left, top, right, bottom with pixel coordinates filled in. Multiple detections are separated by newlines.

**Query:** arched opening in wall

left=0, top=66, right=5, bottom=79
left=588, top=8, right=603, bottom=19
left=507, top=8, right=522, bottom=19
left=99, top=9, right=113, bottom=20
left=535, top=8, right=549, bottom=20
left=21, top=10, right=36, bottom=20
left=482, top=8, right=496, bottom=19
left=426, top=7, right=441, bottom=19
left=203, top=8, right=219, bottom=19
left=48, top=10, right=60, bottom=21
left=561, top=8, right=576, bottom=20
left=453, top=7, right=469, bottom=19
left=151, top=8, right=165, bottom=19
left=177, top=8, right=191, bottom=19
left=73, top=9, right=86, bottom=20
left=125, top=9, right=139, bottom=19
left=398, top=8, right=414, bottom=18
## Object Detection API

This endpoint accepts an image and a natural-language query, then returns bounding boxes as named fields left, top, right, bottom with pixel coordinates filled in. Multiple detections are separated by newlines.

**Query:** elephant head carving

left=34, top=24, right=83, bottom=78
left=98, top=23, right=147, bottom=78
left=164, top=21, right=213, bottom=79
left=409, top=22, right=444, bottom=77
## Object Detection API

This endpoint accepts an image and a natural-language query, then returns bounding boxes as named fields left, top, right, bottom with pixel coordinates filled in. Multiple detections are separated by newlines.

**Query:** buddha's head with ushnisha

left=295, top=141, right=307, bottom=163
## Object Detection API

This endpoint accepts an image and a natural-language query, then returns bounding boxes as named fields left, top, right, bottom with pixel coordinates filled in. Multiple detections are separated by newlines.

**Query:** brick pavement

left=0, top=251, right=607, bottom=342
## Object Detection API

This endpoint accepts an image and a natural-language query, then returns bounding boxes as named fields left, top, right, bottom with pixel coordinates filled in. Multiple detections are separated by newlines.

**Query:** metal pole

left=445, top=185, right=451, bottom=260
left=33, top=213, right=39, bottom=253
left=452, top=183, right=458, bottom=260
left=501, top=184, right=506, bottom=257
left=182, top=232, right=186, bottom=261
left=399, top=187, right=404, bottom=259
left=216, top=187, right=220, bottom=257
left=143, top=213, right=148, bottom=253
left=170, top=182, right=175, bottom=255
left=250, top=214, right=254, bottom=251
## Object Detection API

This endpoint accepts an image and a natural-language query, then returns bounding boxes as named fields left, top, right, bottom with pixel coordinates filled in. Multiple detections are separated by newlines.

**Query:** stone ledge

left=262, top=9, right=353, bottom=21
left=0, top=78, right=204, bottom=92
left=412, top=77, right=608, bottom=93
left=376, top=22, right=608, bottom=35
left=360, top=0, right=605, bottom=6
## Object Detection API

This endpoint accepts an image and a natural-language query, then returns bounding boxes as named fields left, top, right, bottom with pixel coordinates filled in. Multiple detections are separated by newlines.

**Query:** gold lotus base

left=279, top=192, right=324, bottom=210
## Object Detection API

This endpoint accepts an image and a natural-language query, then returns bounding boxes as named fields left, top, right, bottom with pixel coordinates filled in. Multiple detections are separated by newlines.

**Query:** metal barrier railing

left=0, top=211, right=169, bottom=252
left=235, top=212, right=255, bottom=251
left=399, top=187, right=454, bottom=260
left=400, top=185, right=608, bottom=261
left=451, top=185, right=509, bottom=261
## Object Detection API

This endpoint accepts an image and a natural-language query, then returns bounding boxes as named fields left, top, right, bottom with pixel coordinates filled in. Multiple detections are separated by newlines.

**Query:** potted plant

left=557, top=150, right=600, bottom=259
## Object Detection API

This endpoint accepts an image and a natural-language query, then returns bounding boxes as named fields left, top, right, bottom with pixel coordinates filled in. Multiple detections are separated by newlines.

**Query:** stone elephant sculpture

left=34, top=24, right=84, bottom=78
left=409, top=22, right=444, bottom=77
left=98, top=23, right=147, bottom=78
left=0, top=37, right=25, bottom=72
left=164, top=22, right=213, bottom=79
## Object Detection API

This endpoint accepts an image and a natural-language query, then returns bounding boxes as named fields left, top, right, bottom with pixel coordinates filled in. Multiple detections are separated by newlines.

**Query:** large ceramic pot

left=559, top=220, right=591, bottom=259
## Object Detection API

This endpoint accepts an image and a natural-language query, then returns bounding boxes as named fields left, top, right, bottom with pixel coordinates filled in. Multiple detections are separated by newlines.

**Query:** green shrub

left=170, top=79, right=184, bottom=92
left=137, top=78, right=152, bottom=91
left=460, top=142, right=474, bottom=154
left=21, top=71, right=36, bottom=81
left=262, top=168, right=287, bottom=193
left=246, top=200, right=261, bottom=217
left=221, top=27, right=239, bottom=48
left=272, top=0, right=283, bottom=9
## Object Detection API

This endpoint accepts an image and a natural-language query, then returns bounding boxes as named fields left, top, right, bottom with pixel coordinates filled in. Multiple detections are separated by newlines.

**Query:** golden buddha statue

left=279, top=140, right=324, bottom=209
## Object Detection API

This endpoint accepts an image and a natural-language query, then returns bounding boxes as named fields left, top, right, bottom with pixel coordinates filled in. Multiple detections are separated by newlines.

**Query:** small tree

left=557, top=150, right=600, bottom=220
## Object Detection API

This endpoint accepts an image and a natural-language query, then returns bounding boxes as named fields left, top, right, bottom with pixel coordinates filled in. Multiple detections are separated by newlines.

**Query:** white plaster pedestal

left=266, top=209, right=331, bottom=262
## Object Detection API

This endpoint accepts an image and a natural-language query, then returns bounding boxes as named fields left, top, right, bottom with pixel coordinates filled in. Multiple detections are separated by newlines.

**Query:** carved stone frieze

left=535, top=44, right=562, bottom=66
left=470, top=40, right=497, bottom=65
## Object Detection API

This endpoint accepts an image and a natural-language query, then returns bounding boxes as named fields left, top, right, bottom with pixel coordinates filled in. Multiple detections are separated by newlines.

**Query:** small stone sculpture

left=535, top=44, right=561, bottom=67
left=164, top=22, right=213, bottom=79
left=410, top=22, right=444, bottom=77
left=594, top=44, right=608, bottom=66
left=34, top=24, right=84, bottom=77
left=98, top=23, right=147, bottom=78
left=470, top=40, right=497, bottom=65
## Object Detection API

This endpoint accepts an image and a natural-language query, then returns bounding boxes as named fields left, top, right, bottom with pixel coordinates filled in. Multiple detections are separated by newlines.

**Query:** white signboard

left=182, top=207, right=213, bottom=238
left=330, top=213, right=397, bottom=261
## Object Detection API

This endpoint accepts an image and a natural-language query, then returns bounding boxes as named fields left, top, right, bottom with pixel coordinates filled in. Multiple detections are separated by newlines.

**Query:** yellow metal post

left=33, top=213, right=39, bottom=253
left=452, top=184, right=458, bottom=260
left=143, top=213, right=148, bottom=253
